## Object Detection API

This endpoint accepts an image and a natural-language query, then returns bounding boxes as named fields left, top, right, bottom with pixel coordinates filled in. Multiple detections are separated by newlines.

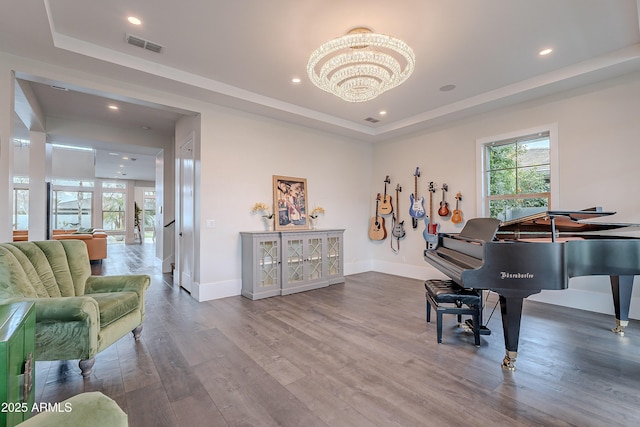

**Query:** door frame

left=176, top=134, right=195, bottom=292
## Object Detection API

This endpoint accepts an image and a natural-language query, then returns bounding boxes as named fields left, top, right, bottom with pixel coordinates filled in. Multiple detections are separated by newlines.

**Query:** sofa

left=0, top=240, right=150, bottom=377
left=13, top=230, right=28, bottom=241
left=51, top=229, right=108, bottom=261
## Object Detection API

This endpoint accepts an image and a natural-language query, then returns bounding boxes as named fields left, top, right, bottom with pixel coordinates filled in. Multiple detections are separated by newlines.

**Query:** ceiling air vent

left=125, top=33, right=163, bottom=53
left=364, top=117, right=380, bottom=123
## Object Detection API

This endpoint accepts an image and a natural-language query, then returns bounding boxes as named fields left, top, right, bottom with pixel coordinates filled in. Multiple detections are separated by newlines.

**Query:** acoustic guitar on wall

left=438, top=183, right=449, bottom=217
left=378, top=175, right=393, bottom=215
left=451, top=192, right=463, bottom=224
left=369, top=193, right=387, bottom=241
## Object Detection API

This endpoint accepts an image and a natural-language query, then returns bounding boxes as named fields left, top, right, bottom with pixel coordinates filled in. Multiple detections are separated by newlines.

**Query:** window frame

left=476, top=123, right=559, bottom=218
left=101, top=182, right=127, bottom=233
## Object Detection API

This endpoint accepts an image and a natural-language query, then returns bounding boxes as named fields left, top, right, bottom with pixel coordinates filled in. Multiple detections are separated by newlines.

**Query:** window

left=13, top=189, right=29, bottom=230
left=102, top=191, right=126, bottom=231
left=143, top=190, right=156, bottom=240
left=101, top=181, right=127, bottom=232
left=477, top=125, right=558, bottom=220
left=12, top=176, right=29, bottom=230
left=51, top=179, right=94, bottom=230
left=53, top=190, right=93, bottom=229
left=52, top=178, right=94, bottom=188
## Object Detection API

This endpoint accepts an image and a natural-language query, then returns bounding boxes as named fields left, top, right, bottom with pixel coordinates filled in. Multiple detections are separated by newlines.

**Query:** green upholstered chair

left=0, top=240, right=150, bottom=377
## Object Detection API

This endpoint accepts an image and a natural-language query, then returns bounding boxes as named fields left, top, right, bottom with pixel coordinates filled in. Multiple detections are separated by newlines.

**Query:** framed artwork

left=273, top=175, right=309, bottom=231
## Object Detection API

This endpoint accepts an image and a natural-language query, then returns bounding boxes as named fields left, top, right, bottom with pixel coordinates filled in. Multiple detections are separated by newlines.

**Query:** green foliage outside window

left=102, top=192, right=126, bottom=230
left=486, top=133, right=550, bottom=220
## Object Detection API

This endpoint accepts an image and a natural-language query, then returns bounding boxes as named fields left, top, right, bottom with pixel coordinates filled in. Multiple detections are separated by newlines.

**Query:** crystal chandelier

left=307, top=28, right=415, bottom=102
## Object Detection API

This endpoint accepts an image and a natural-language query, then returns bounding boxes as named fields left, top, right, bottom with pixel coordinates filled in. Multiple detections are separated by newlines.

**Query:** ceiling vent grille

left=125, top=33, right=163, bottom=53
left=364, top=117, right=380, bottom=123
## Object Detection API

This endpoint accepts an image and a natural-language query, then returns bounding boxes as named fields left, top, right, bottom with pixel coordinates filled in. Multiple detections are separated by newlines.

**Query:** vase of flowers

left=308, top=206, right=325, bottom=230
left=251, top=202, right=274, bottom=231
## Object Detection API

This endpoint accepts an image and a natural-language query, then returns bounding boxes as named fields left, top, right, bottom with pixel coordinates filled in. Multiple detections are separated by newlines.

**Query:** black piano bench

left=424, top=279, right=481, bottom=346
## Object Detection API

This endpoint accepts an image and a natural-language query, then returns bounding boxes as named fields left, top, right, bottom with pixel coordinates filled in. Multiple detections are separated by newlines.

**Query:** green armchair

left=0, top=240, right=149, bottom=377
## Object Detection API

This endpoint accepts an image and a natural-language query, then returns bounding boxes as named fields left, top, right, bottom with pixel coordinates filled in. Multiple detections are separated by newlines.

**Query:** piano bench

left=424, top=279, right=481, bottom=346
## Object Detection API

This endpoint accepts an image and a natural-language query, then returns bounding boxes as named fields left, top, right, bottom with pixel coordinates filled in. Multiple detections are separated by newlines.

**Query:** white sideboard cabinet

left=240, top=229, right=344, bottom=300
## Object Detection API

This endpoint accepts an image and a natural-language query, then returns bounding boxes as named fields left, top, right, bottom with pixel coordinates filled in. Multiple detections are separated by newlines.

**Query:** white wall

left=372, top=71, right=640, bottom=319
left=193, top=106, right=373, bottom=300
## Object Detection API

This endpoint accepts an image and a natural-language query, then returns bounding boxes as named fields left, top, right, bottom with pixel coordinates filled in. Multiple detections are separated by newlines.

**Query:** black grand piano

left=424, top=208, right=640, bottom=370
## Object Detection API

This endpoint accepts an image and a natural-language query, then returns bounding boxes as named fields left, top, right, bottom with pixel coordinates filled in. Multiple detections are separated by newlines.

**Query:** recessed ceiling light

left=379, top=110, right=387, bottom=116
left=539, top=48, right=553, bottom=56
left=119, top=165, right=124, bottom=168
left=122, top=156, right=129, bottom=160
left=439, top=84, right=456, bottom=92
left=109, top=152, right=119, bottom=156
left=291, top=77, right=301, bottom=84
left=108, top=105, right=119, bottom=110
left=128, top=17, right=141, bottom=25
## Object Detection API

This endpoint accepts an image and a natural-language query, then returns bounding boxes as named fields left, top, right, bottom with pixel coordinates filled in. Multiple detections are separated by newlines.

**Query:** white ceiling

left=2, top=0, right=640, bottom=151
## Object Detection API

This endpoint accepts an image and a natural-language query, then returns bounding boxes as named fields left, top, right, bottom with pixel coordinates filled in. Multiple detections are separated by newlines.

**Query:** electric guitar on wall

left=378, top=175, right=393, bottom=215
left=423, top=182, right=439, bottom=249
left=391, top=184, right=406, bottom=246
left=369, top=193, right=387, bottom=241
left=409, top=167, right=425, bottom=228
left=438, top=183, right=450, bottom=217
left=451, top=192, right=463, bottom=224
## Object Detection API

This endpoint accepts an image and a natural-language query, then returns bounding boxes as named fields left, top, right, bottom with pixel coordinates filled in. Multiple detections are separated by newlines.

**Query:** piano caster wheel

left=501, top=351, right=517, bottom=371
left=611, top=320, right=628, bottom=336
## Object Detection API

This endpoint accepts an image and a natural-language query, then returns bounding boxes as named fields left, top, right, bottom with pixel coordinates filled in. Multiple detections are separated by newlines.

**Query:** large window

left=51, top=179, right=94, bottom=230
left=102, top=182, right=127, bottom=231
left=12, top=177, right=29, bottom=230
left=478, top=125, right=557, bottom=220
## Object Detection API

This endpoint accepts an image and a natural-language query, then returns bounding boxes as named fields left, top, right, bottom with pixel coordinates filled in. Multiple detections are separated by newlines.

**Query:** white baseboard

left=193, top=279, right=242, bottom=302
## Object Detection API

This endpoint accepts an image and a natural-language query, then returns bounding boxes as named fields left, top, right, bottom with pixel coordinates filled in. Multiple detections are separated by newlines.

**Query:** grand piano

left=424, top=208, right=640, bottom=370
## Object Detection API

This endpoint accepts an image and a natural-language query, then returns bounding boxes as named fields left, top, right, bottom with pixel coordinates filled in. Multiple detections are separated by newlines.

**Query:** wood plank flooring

left=34, top=242, right=640, bottom=426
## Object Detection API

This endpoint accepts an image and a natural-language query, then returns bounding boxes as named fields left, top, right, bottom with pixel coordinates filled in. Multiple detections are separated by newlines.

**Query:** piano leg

left=610, top=275, right=634, bottom=336
left=499, top=294, right=524, bottom=371
left=497, top=289, right=542, bottom=371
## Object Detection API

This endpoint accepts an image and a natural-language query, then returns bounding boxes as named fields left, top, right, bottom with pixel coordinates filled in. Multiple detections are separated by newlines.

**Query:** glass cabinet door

left=258, top=239, right=279, bottom=287
left=308, top=237, right=323, bottom=281
left=282, top=233, right=325, bottom=290
left=327, top=235, right=340, bottom=277
left=286, top=238, right=304, bottom=284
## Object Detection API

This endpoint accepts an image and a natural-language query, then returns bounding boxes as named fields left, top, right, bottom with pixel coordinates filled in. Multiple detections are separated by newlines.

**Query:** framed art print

left=273, top=175, right=309, bottom=231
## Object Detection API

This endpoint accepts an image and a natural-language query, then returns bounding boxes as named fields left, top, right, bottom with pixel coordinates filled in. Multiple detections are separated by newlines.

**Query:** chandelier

left=307, top=27, right=415, bottom=103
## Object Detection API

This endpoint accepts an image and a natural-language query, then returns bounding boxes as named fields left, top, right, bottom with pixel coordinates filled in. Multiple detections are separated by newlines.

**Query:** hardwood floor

left=35, top=242, right=640, bottom=426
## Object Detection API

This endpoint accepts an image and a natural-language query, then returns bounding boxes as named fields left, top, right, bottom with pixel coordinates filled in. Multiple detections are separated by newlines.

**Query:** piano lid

left=497, top=207, right=636, bottom=233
